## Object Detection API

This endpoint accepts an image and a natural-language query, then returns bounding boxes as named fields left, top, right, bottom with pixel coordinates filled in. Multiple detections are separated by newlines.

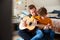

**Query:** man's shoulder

left=23, top=16, right=29, bottom=20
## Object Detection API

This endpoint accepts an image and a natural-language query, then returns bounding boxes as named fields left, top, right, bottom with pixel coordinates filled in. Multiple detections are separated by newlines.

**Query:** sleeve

left=49, top=19, right=53, bottom=27
left=19, top=20, right=26, bottom=30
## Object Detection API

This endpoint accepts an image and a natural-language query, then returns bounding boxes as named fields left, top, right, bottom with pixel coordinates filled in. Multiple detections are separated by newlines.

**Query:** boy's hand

left=48, top=26, right=52, bottom=29
left=43, top=24, right=51, bottom=30
left=43, top=26, right=49, bottom=30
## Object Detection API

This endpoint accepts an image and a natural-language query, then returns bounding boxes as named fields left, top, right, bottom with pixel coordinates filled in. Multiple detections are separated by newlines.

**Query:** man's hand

left=24, top=21, right=27, bottom=27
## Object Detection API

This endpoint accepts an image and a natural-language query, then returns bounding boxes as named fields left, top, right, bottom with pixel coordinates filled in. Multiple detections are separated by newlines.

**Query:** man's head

left=38, top=7, right=47, bottom=17
left=28, top=4, right=37, bottom=16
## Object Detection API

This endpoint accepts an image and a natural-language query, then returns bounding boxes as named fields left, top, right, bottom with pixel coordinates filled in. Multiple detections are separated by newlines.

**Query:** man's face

left=29, top=8, right=37, bottom=16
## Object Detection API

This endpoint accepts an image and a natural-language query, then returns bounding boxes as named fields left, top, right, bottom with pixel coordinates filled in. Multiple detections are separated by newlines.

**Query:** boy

left=35, top=7, right=55, bottom=40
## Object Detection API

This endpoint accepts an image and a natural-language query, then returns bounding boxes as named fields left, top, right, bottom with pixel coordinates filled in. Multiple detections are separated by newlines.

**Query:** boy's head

left=38, top=7, right=47, bottom=17
left=28, top=4, right=37, bottom=16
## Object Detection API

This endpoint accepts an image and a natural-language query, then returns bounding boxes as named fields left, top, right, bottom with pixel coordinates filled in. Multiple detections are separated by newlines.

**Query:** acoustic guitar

left=22, top=16, right=44, bottom=31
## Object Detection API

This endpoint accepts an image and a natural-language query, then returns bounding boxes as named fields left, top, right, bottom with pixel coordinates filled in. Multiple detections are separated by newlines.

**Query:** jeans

left=43, top=30, right=55, bottom=40
left=18, top=29, right=33, bottom=40
left=31, top=29, right=43, bottom=40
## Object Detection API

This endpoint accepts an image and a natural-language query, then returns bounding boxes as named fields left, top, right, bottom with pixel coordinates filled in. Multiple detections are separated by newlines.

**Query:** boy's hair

left=38, top=7, right=47, bottom=16
left=28, top=4, right=36, bottom=9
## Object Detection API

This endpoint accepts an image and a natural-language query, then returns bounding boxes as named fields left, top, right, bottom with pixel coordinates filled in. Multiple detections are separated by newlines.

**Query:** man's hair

left=38, top=7, right=47, bottom=16
left=28, top=4, right=36, bottom=9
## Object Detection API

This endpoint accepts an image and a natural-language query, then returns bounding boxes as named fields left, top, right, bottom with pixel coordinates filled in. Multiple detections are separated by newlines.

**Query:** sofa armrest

left=51, top=19, right=60, bottom=34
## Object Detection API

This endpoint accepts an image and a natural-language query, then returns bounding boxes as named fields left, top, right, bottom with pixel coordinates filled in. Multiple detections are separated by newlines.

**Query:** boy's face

left=29, top=8, right=37, bottom=16
left=43, top=14, right=48, bottom=17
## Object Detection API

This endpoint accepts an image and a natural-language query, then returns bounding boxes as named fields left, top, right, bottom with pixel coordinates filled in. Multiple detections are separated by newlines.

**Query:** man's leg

left=31, top=29, right=43, bottom=40
left=43, top=30, right=49, bottom=40
left=18, top=30, right=31, bottom=40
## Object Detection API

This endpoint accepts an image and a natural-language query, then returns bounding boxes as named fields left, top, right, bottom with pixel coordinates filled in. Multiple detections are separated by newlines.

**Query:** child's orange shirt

left=32, top=16, right=53, bottom=27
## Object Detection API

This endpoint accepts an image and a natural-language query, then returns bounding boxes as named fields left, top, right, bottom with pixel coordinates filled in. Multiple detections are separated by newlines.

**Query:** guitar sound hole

left=29, top=22, right=32, bottom=26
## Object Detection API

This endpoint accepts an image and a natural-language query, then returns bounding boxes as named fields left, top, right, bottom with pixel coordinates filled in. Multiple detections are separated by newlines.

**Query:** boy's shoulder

left=34, top=16, right=40, bottom=18
left=46, top=17, right=52, bottom=21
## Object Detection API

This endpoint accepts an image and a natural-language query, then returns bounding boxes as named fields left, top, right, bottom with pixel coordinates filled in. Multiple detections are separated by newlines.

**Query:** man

left=18, top=4, right=43, bottom=40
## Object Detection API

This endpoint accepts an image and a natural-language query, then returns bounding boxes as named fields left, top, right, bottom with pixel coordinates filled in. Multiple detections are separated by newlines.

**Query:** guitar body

left=23, top=16, right=36, bottom=30
left=23, top=16, right=45, bottom=30
left=26, top=26, right=35, bottom=30
left=26, top=16, right=36, bottom=30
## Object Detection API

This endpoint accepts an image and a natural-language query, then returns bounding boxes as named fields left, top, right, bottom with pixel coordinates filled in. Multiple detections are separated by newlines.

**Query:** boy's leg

left=50, top=30, right=55, bottom=40
left=43, top=30, right=49, bottom=40
left=31, top=29, right=43, bottom=40
left=43, top=30, right=55, bottom=40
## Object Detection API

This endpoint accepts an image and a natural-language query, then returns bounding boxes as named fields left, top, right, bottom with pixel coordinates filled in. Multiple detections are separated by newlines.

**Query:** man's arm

left=19, top=20, right=27, bottom=30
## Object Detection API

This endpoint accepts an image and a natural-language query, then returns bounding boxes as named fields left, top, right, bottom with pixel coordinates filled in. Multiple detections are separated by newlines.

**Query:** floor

left=12, top=31, right=24, bottom=40
left=12, top=31, right=60, bottom=40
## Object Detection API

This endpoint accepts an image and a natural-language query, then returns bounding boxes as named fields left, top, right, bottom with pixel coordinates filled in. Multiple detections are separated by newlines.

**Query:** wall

left=27, top=0, right=60, bottom=12
left=13, top=0, right=60, bottom=16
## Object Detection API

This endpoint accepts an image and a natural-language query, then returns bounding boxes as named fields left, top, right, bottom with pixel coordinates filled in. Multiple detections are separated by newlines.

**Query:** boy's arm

left=49, top=19, right=56, bottom=30
left=33, top=16, right=46, bottom=29
left=38, top=24, right=45, bottom=29
left=49, top=19, right=53, bottom=27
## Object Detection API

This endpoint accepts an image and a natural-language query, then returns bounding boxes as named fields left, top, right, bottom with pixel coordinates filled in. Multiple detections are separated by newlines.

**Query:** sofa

left=51, top=19, right=60, bottom=34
